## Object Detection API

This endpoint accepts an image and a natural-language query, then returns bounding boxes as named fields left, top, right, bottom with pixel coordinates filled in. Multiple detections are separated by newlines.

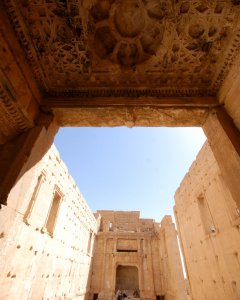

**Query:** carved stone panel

left=3, top=0, right=240, bottom=96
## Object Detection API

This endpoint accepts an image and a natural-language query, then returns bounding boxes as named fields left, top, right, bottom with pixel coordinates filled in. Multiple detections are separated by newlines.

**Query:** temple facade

left=90, top=211, right=186, bottom=300
left=174, top=142, right=240, bottom=300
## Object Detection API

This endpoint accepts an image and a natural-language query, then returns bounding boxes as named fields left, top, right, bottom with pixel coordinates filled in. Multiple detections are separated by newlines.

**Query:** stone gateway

left=1, top=0, right=240, bottom=299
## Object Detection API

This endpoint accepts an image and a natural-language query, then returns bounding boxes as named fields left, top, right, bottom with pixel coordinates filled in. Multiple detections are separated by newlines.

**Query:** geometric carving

left=3, top=0, right=240, bottom=97
left=91, top=0, right=168, bottom=67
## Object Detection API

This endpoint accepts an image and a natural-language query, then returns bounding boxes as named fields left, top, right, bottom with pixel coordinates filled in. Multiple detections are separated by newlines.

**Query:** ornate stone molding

left=3, top=0, right=46, bottom=87
left=45, top=88, right=214, bottom=98
left=3, top=0, right=240, bottom=96
left=211, top=25, right=240, bottom=92
left=0, top=80, right=33, bottom=144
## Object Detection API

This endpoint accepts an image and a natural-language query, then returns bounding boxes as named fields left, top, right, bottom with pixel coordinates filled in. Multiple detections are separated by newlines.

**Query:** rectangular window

left=24, top=172, right=46, bottom=224
left=197, top=194, right=216, bottom=235
left=45, top=188, right=62, bottom=237
left=117, top=239, right=138, bottom=252
left=109, top=222, right=113, bottom=231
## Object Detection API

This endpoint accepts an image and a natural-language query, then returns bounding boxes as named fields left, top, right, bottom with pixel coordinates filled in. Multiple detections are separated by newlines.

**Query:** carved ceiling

left=3, top=0, right=240, bottom=96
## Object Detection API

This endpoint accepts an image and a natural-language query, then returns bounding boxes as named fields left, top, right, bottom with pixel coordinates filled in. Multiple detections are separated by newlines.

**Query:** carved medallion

left=114, top=1, right=145, bottom=38
left=91, top=0, right=170, bottom=67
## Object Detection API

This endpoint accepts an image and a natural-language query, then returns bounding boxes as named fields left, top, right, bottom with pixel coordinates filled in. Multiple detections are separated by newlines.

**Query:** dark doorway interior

left=93, top=293, right=98, bottom=300
left=156, top=295, right=165, bottom=300
left=115, top=265, right=139, bottom=291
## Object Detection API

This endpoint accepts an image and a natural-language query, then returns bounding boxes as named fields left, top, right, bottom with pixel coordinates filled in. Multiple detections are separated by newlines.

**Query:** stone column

left=174, top=207, right=193, bottom=300
left=99, top=238, right=115, bottom=300
left=0, top=114, right=59, bottom=206
left=203, top=107, right=240, bottom=209
left=162, top=216, right=186, bottom=300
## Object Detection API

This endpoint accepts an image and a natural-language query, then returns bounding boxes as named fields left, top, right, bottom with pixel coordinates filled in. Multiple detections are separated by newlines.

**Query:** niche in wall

left=115, top=265, right=139, bottom=291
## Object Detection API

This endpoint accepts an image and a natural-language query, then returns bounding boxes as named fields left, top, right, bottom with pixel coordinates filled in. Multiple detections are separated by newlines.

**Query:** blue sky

left=54, top=127, right=206, bottom=223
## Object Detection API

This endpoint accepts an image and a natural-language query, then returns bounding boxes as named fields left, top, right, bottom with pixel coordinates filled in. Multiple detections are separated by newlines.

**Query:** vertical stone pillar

left=174, top=207, right=193, bottom=299
left=0, top=114, right=59, bottom=206
left=145, top=239, right=155, bottom=299
left=162, top=216, right=186, bottom=300
left=203, top=108, right=240, bottom=209
left=99, top=238, right=115, bottom=300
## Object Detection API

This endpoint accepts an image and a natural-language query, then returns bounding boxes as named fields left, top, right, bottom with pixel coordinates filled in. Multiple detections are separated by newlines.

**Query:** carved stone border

left=211, top=25, right=240, bottom=92
left=0, top=81, right=32, bottom=137
left=4, top=0, right=46, bottom=88
left=4, top=0, right=240, bottom=96
left=45, top=87, right=214, bottom=98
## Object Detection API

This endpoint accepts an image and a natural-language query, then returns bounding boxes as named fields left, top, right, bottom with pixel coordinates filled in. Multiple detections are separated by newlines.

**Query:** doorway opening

left=156, top=295, right=165, bottom=300
left=116, top=265, right=139, bottom=295
left=54, top=127, right=206, bottom=221
left=93, top=293, right=98, bottom=300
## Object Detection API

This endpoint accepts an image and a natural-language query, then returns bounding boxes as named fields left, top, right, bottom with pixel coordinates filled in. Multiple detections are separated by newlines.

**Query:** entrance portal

left=116, top=266, right=139, bottom=293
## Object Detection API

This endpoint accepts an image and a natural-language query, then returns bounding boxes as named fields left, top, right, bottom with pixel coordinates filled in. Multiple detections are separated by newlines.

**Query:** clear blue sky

left=54, top=127, right=206, bottom=222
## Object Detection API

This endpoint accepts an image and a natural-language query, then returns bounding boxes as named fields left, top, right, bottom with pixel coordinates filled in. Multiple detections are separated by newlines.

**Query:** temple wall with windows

left=174, top=141, right=240, bottom=300
left=0, top=144, right=186, bottom=300
left=0, top=145, right=98, bottom=300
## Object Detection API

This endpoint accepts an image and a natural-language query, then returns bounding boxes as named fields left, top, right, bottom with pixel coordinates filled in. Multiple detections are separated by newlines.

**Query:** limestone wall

left=0, top=142, right=187, bottom=300
left=0, top=145, right=97, bottom=300
left=174, top=142, right=240, bottom=300
left=90, top=211, right=186, bottom=300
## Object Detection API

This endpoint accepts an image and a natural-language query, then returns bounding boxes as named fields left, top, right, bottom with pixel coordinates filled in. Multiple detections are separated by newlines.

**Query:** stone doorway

left=116, top=265, right=139, bottom=296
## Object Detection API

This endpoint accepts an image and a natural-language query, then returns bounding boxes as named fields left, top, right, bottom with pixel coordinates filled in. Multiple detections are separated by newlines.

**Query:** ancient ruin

left=174, top=141, right=240, bottom=300
left=0, top=1, right=240, bottom=205
left=0, top=144, right=186, bottom=300
left=1, top=0, right=240, bottom=299
left=91, top=210, right=185, bottom=300
left=0, top=145, right=98, bottom=299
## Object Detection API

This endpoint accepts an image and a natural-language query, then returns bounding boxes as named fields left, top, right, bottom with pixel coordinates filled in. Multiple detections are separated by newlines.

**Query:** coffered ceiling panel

left=4, top=0, right=240, bottom=96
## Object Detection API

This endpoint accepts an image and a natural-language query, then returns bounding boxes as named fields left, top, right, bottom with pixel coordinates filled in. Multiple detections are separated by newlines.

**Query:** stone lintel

left=43, top=96, right=218, bottom=108
left=52, top=106, right=212, bottom=127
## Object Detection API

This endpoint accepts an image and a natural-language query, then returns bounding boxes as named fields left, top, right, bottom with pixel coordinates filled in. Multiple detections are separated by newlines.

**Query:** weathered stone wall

left=0, top=145, right=97, bottom=300
left=174, top=142, right=240, bottom=300
left=0, top=143, right=186, bottom=300
left=90, top=211, right=186, bottom=300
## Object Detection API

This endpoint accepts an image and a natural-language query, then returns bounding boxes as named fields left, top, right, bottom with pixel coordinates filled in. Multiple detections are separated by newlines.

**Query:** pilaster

left=203, top=107, right=240, bottom=209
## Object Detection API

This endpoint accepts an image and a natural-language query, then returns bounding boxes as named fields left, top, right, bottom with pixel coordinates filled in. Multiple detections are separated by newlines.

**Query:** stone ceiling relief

left=3, top=0, right=240, bottom=96
left=91, top=0, right=171, bottom=67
